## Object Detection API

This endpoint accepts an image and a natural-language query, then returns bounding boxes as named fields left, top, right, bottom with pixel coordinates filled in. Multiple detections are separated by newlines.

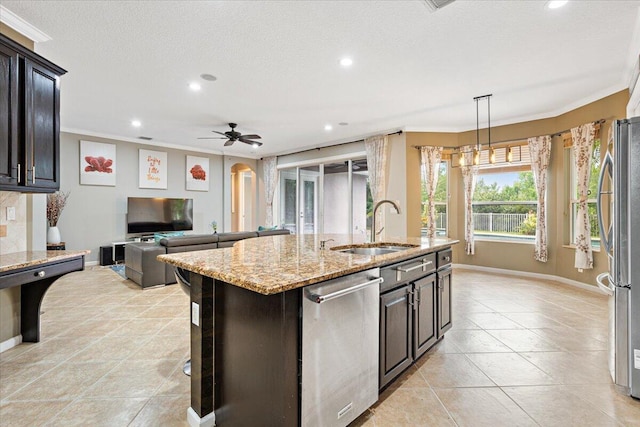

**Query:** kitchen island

left=158, top=234, right=458, bottom=427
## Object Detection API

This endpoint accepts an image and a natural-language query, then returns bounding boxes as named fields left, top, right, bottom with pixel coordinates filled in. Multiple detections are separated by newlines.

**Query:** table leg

left=20, top=277, right=57, bottom=342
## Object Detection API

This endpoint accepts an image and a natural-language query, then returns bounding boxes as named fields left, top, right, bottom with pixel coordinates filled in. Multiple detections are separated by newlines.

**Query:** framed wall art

left=139, top=149, right=167, bottom=189
left=186, top=155, right=210, bottom=191
left=80, top=140, right=116, bottom=186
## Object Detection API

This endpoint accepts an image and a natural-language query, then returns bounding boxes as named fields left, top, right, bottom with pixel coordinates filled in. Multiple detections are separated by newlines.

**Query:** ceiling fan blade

left=239, top=134, right=261, bottom=140
left=212, top=130, right=229, bottom=137
left=198, top=137, right=227, bottom=139
left=239, top=137, right=262, bottom=146
left=224, top=139, right=234, bottom=146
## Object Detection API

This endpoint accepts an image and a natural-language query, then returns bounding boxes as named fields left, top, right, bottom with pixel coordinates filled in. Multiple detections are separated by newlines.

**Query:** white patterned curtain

left=460, top=145, right=478, bottom=255
left=365, top=135, right=389, bottom=239
left=527, top=135, right=551, bottom=262
left=263, top=156, right=278, bottom=227
left=420, top=146, right=443, bottom=238
left=571, top=123, right=597, bottom=269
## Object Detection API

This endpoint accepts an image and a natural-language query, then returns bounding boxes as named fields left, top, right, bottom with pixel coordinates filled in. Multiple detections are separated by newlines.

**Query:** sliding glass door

left=278, top=157, right=368, bottom=236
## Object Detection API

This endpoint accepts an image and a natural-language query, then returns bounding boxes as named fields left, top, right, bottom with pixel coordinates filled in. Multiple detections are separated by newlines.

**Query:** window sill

left=562, top=244, right=601, bottom=253
left=474, top=237, right=534, bottom=245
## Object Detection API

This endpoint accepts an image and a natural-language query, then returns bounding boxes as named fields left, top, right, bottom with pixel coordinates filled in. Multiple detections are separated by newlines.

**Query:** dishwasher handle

left=306, top=277, right=384, bottom=304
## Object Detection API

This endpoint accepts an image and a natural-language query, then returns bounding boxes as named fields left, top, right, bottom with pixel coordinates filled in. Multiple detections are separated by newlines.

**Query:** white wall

left=382, top=133, right=407, bottom=239
left=59, top=132, right=236, bottom=263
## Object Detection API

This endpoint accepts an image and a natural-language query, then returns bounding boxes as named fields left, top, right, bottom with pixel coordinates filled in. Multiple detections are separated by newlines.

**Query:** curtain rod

left=412, top=118, right=607, bottom=151
left=549, top=118, right=606, bottom=138
left=265, top=130, right=403, bottom=159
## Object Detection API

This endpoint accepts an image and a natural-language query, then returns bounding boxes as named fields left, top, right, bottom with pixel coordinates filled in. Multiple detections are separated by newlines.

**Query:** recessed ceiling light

left=339, top=57, right=353, bottom=67
left=546, top=0, right=568, bottom=9
left=189, top=82, right=201, bottom=91
left=324, top=124, right=333, bottom=131
left=131, top=119, right=142, bottom=128
left=339, top=122, right=349, bottom=126
left=200, top=73, right=217, bottom=81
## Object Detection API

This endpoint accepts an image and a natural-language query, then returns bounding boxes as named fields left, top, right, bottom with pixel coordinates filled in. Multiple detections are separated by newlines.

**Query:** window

left=472, top=170, right=537, bottom=242
left=470, top=145, right=536, bottom=242
left=421, top=161, right=448, bottom=237
left=567, top=138, right=601, bottom=248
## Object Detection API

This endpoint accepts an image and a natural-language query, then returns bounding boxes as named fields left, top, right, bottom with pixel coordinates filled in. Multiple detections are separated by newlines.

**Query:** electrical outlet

left=191, top=302, right=200, bottom=326
left=7, top=207, right=16, bottom=221
left=0, top=225, right=6, bottom=237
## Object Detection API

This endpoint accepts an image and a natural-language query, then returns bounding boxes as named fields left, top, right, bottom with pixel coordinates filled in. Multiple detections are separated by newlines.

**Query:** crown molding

left=0, top=5, right=51, bottom=43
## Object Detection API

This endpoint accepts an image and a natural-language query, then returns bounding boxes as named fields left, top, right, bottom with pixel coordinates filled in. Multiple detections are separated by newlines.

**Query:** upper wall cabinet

left=0, top=34, right=66, bottom=193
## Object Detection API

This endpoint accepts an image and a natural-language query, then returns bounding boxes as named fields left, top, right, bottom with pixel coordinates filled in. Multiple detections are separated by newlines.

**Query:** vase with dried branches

left=46, top=191, right=70, bottom=245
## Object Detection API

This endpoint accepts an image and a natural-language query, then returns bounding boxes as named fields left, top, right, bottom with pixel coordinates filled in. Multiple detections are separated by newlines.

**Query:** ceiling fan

left=198, top=123, right=263, bottom=147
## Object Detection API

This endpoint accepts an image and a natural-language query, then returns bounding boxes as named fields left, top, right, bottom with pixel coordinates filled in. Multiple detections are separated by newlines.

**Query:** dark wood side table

left=47, top=242, right=66, bottom=250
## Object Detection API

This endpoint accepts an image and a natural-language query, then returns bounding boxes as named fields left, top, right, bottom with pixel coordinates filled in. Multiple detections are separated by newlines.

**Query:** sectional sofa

left=124, top=229, right=291, bottom=288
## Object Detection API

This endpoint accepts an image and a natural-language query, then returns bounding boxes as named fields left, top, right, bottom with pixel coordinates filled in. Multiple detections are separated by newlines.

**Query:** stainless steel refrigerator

left=596, top=117, right=640, bottom=399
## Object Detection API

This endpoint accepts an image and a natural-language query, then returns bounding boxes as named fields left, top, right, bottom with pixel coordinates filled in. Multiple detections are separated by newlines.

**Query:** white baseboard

left=452, top=263, right=606, bottom=295
left=0, top=335, right=22, bottom=353
left=187, top=407, right=215, bottom=427
left=85, top=260, right=99, bottom=267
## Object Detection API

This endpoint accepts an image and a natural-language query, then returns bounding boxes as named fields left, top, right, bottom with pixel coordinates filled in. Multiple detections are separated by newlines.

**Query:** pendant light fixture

left=473, top=96, right=481, bottom=166
left=487, top=95, right=495, bottom=164
left=472, top=94, right=493, bottom=166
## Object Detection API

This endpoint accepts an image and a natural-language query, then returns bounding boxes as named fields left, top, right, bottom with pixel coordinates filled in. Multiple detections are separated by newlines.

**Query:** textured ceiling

left=3, top=0, right=640, bottom=158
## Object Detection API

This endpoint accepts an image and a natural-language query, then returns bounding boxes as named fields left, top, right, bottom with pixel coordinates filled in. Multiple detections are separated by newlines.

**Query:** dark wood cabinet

left=0, top=34, right=66, bottom=193
left=437, top=266, right=453, bottom=336
left=379, top=284, right=413, bottom=388
left=0, top=41, right=19, bottom=186
left=413, top=274, right=438, bottom=359
left=379, top=249, right=454, bottom=390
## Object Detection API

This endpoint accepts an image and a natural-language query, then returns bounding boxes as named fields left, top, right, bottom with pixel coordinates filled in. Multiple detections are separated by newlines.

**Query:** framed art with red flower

left=186, top=155, right=209, bottom=191
left=80, top=140, right=116, bottom=186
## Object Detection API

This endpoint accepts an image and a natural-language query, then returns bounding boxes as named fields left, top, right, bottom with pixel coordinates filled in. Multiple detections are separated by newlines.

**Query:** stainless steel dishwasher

left=301, top=268, right=382, bottom=427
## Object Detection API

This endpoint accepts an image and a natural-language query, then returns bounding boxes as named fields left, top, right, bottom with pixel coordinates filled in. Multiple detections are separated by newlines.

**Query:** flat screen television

left=127, top=197, right=193, bottom=234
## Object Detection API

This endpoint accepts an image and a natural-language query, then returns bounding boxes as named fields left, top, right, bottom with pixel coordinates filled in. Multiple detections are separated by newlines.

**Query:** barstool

left=174, top=267, right=192, bottom=376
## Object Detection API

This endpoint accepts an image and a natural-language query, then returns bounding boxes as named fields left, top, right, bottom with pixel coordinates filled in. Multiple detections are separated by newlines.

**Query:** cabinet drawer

left=0, top=256, right=84, bottom=289
left=437, top=249, right=452, bottom=269
left=381, top=253, right=436, bottom=293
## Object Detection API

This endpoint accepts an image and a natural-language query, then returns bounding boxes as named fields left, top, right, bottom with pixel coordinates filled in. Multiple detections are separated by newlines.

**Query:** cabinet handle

left=35, top=271, right=45, bottom=278
left=17, top=164, right=21, bottom=183
left=32, top=166, right=36, bottom=184
left=396, top=260, right=433, bottom=280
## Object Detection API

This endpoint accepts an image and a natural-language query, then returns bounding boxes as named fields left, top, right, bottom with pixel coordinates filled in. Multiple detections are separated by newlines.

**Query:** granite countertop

left=158, top=234, right=458, bottom=295
left=0, top=250, right=90, bottom=274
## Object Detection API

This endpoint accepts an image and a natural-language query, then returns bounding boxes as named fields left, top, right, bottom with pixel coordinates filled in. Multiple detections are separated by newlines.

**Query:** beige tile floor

left=1, top=266, right=639, bottom=426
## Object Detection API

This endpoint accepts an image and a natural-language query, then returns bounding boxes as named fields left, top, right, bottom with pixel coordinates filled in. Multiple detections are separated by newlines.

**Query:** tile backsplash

left=0, top=191, right=27, bottom=254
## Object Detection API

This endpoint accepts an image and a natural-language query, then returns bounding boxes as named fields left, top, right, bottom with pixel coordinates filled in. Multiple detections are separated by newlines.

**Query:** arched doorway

left=230, top=163, right=256, bottom=232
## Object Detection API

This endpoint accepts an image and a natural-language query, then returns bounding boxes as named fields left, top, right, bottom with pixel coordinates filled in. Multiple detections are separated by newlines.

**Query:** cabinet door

left=413, top=274, right=437, bottom=359
left=438, top=268, right=453, bottom=336
left=0, top=43, right=19, bottom=187
left=24, top=58, right=60, bottom=191
left=380, top=285, right=413, bottom=389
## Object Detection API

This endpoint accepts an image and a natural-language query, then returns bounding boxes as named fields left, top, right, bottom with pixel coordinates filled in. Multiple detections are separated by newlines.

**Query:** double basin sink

left=331, top=243, right=418, bottom=256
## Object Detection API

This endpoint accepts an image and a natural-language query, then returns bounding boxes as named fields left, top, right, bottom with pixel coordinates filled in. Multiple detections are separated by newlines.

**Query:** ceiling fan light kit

left=198, top=122, right=263, bottom=147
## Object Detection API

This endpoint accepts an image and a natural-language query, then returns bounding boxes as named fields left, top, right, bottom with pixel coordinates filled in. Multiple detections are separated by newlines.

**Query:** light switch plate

left=6, top=207, right=16, bottom=221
